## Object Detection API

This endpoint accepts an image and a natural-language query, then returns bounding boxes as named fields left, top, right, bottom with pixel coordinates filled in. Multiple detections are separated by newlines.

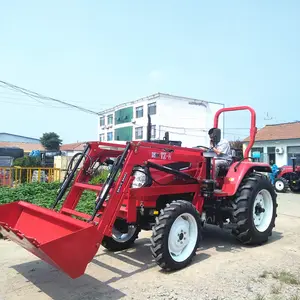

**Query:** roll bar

left=213, top=106, right=257, bottom=158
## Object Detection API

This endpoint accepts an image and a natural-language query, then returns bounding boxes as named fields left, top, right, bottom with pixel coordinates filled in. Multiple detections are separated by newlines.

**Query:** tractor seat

left=216, top=152, right=237, bottom=177
left=231, top=149, right=239, bottom=163
left=218, top=164, right=230, bottom=177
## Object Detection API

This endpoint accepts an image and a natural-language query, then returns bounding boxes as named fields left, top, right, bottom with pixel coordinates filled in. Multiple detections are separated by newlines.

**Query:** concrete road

left=1, top=192, right=300, bottom=300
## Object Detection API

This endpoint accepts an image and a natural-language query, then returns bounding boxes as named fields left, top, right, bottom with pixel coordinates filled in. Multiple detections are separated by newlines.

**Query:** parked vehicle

left=271, top=157, right=300, bottom=193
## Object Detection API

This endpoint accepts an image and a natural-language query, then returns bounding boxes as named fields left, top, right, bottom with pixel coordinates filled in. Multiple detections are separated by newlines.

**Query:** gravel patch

left=0, top=192, right=300, bottom=300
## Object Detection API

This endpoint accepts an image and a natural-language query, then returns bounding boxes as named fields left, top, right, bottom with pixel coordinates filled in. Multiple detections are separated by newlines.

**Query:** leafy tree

left=40, top=132, right=62, bottom=150
left=229, top=140, right=243, bottom=150
left=229, top=140, right=244, bottom=159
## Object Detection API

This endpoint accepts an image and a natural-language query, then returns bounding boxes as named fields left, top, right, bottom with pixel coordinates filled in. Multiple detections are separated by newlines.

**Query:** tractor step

left=0, top=201, right=102, bottom=278
left=214, top=189, right=228, bottom=196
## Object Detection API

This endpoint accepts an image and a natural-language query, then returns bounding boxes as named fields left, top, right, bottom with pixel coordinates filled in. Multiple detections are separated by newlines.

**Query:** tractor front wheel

left=150, top=200, right=201, bottom=271
left=101, top=218, right=141, bottom=251
left=232, top=173, right=277, bottom=245
left=274, top=177, right=289, bottom=193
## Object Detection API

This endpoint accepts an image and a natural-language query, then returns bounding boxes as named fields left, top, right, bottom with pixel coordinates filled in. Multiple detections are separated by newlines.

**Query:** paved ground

left=1, top=192, right=300, bottom=300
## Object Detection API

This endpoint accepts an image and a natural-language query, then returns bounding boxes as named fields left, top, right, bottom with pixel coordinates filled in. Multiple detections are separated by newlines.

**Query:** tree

left=229, top=140, right=244, bottom=159
left=40, top=132, right=62, bottom=150
left=229, top=139, right=243, bottom=150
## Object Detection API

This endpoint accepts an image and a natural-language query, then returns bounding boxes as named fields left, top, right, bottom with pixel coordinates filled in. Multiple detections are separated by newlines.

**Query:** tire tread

left=150, top=200, right=201, bottom=271
left=232, top=172, right=277, bottom=245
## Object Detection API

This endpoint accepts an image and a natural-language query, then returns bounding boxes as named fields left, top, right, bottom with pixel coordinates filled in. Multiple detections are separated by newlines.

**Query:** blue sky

left=0, top=1, right=299, bottom=144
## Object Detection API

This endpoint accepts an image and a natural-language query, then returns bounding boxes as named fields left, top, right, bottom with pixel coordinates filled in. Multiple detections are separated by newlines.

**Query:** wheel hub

left=112, top=224, right=137, bottom=242
left=252, top=189, right=273, bottom=232
left=255, top=203, right=265, bottom=215
left=167, top=212, right=198, bottom=262
left=169, top=219, right=190, bottom=255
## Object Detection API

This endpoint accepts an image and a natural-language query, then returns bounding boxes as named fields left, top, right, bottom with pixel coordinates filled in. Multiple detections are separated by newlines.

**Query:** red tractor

left=273, top=157, right=300, bottom=193
left=0, top=106, right=277, bottom=279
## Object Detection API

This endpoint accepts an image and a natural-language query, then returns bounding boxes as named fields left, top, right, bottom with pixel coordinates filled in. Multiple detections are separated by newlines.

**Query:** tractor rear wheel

left=101, top=218, right=141, bottom=251
left=274, top=177, right=289, bottom=193
left=290, top=182, right=300, bottom=193
left=232, top=172, right=277, bottom=245
left=150, top=200, right=201, bottom=271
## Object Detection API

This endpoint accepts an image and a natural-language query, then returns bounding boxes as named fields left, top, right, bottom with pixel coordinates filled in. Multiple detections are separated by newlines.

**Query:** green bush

left=89, top=169, right=109, bottom=185
left=13, top=156, right=42, bottom=167
left=12, top=156, right=43, bottom=183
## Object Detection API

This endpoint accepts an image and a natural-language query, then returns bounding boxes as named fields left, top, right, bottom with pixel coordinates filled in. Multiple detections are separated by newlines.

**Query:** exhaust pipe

left=292, top=156, right=296, bottom=172
left=147, top=114, right=151, bottom=142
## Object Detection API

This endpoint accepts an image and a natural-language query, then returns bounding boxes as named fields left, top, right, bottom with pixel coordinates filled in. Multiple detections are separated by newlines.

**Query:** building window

left=151, top=125, right=156, bottom=138
left=115, top=107, right=133, bottom=125
left=107, top=132, right=113, bottom=141
left=100, top=116, right=105, bottom=126
left=99, top=133, right=105, bottom=141
left=135, top=126, right=143, bottom=139
left=136, top=106, right=143, bottom=118
left=148, top=102, right=156, bottom=115
left=107, top=114, right=113, bottom=125
left=287, top=146, right=300, bottom=166
left=114, top=126, right=133, bottom=141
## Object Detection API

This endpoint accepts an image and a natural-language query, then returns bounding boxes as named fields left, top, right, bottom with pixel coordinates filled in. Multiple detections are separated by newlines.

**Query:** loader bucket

left=0, top=201, right=102, bottom=279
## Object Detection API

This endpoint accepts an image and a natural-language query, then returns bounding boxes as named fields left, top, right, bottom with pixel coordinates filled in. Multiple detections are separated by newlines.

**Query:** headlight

left=131, top=167, right=150, bottom=188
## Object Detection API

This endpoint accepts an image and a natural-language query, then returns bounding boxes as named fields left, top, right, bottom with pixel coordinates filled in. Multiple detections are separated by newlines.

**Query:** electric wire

left=0, top=79, right=253, bottom=139
left=0, top=80, right=100, bottom=115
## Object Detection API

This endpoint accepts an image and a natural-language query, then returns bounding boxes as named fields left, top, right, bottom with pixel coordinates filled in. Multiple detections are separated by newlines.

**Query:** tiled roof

left=60, top=142, right=86, bottom=151
left=0, top=142, right=44, bottom=152
left=244, top=122, right=300, bottom=142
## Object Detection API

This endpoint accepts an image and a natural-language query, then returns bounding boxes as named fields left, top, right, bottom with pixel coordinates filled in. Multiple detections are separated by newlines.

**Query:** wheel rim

left=252, top=189, right=274, bottom=232
left=112, top=225, right=137, bottom=243
left=168, top=212, right=198, bottom=262
left=275, top=180, right=284, bottom=191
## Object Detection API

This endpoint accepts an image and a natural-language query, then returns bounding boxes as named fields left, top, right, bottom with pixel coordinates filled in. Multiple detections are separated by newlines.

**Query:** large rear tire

left=290, top=181, right=300, bottom=193
left=232, top=172, right=278, bottom=245
left=101, top=218, right=141, bottom=251
left=150, top=200, right=201, bottom=271
left=274, top=177, right=289, bottom=193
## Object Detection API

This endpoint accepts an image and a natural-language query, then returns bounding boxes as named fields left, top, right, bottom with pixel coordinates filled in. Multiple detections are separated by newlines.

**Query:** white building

left=97, top=93, right=225, bottom=148
left=243, top=121, right=300, bottom=166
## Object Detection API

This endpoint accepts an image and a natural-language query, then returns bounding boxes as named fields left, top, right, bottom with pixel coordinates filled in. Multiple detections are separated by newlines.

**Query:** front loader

left=0, top=106, right=277, bottom=279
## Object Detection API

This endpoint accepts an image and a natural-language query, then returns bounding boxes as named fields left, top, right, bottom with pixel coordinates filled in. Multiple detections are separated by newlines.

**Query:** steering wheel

left=203, top=149, right=217, bottom=158
left=194, top=145, right=210, bottom=150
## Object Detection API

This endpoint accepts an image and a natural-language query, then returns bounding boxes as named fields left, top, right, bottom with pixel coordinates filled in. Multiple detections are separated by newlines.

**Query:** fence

left=0, top=167, right=61, bottom=187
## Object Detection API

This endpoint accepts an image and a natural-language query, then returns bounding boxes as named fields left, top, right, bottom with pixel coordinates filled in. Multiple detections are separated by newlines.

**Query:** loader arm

left=0, top=140, right=204, bottom=278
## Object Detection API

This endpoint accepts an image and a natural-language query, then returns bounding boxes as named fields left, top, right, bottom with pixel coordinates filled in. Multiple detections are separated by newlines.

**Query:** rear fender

left=277, top=167, right=293, bottom=178
left=222, top=161, right=272, bottom=196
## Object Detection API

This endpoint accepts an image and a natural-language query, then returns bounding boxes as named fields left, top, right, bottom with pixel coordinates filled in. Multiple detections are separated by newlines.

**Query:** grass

left=255, top=294, right=266, bottom=300
left=270, top=284, right=282, bottom=294
left=272, top=271, right=299, bottom=285
left=256, top=270, right=300, bottom=300
left=255, top=292, right=300, bottom=300
left=259, top=270, right=299, bottom=285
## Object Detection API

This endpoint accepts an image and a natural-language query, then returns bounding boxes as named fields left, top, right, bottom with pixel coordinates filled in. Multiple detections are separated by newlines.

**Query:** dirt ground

left=1, top=193, right=300, bottom=300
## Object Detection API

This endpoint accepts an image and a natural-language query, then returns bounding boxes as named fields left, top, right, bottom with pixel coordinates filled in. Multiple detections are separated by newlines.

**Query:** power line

left=0, top=80, right=100, bottom=116
left=0, top=99, right=77, bottom=110
left=0, top=80, right=257, bottom=141
left=0, top=91, right=101, bottom=107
